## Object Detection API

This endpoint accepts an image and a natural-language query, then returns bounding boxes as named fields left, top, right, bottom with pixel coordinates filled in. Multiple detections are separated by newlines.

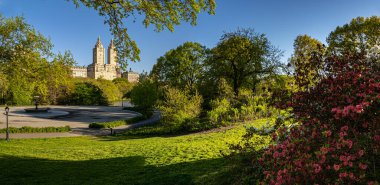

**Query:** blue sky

left=1, top=0, right=379, bottom=73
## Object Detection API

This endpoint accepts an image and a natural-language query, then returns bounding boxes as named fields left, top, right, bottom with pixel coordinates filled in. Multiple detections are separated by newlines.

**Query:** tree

left=207, top=28, right=282, bottom=96
left=0, top=14, right=53, bottom=104
left=327, top=16, right=380, bottom=56
left=70, top=0, right=216, bottom=69
left=46, top=51, right=76, bottom=104
left=130, top=78, right=159, bottom=109
left=112, top=77, right=133, bottom=96
left=290, top=35, right=325, bottom=89
left=151, top=42, right=207, bottom=93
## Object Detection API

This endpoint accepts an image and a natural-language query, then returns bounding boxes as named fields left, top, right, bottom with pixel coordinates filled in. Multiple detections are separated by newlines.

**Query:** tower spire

left=95, top=36, right=103, bottom=47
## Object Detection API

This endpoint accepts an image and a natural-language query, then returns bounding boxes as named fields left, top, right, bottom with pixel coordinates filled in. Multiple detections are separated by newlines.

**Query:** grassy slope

left=0, top=119, right=269, bottom=185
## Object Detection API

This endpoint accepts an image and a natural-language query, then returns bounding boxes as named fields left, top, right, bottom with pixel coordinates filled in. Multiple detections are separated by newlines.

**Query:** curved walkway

left=0, top=106, right=161, bottom=139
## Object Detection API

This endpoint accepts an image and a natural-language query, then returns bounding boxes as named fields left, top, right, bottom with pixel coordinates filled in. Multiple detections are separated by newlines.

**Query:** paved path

left=0, top=106, right=161, bottom=139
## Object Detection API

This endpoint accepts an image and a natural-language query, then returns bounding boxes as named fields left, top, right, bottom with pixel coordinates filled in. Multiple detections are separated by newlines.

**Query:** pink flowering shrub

left=259, top=54, right=380, bottom=184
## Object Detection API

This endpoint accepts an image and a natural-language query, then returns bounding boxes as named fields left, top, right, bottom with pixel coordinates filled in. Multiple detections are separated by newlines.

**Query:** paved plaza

left=0, top=105, right=141, bottom=129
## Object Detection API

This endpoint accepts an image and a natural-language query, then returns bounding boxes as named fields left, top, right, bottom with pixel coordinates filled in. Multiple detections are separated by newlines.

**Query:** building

left=71, top=37, right=125, bottom=81
left=71, top=66, right=87, bottom=78
left=122, top=69, right=140, bottom=83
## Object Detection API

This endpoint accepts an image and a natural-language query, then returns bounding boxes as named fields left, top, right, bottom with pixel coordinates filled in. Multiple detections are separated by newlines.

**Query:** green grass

left=0, top=119, right=270, bottom=185
left=88, top=116, right=146, bottom=128
left=0, top=126, right=71, bottom=133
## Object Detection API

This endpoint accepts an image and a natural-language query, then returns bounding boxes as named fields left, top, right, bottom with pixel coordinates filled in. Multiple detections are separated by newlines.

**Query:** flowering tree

left=259, top=47, right=380, bottom=184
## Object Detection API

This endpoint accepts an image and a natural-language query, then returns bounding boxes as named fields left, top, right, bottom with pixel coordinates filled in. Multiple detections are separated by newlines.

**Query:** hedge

left=0, top=126, right=71, bottom=133
left=89, top=116, right=146, bottom=129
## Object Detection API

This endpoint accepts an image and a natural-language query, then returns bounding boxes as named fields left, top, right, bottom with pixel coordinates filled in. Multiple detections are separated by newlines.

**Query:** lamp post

left=5, top=106, right=9, bottom=142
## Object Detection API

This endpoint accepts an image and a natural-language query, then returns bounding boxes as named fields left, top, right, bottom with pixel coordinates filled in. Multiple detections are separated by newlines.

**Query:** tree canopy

left=70, top=0, right=216, bottom=70
left=327, top=16, right=380, bottom=56
left=290, top=34, right=325, bottom=89
left=151, top=42, right=207, bottom=93
left=206, top=28, right=282, bottom=96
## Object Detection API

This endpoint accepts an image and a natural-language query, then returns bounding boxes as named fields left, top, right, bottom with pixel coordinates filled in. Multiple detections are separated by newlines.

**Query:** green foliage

left=206, top=28, right=283, bottom=96
left=0, top=126, right=70, bottom=133
left=208, top=98, right=234, bottom=126
left=63, top=82, right=108, bottom=105
left=89, top=116, right=145, bottom=129
left=112, top=77, right=134, bottom=95
left=151, top=42, right=207, bottom=93
left=130, top=78, right=159, bottom=109
left=158, top=87, right=203, bottom=130
left=327, top=16, right=380, bottom=56
left=290, top=34, right=325, bottom=89
left=60, top=78, right=126, bottom=106
left=0, top=14, right=74, bottom=105
left=94, top=78, right=122, bottom=103
left=71, top=0, right=216, bottom=69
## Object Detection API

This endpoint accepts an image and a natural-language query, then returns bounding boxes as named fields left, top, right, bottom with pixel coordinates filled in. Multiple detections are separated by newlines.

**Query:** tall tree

left=151, top=42, right=207, bottom=93
left=70, top=0, right=216, bottom=70
left=290, top=35, right=325, bottom=89
left=46, top=51, right=76, bottom=104
left=0, top=14, right=53, bottom=104
left=207, top=28, right=282, bottom=96
left=327, top=16, right=380, bottom=56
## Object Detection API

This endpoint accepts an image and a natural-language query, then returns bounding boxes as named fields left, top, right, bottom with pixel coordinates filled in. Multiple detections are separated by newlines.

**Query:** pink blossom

left=355, top=104, right=363, bottom=113
left=314, top=164, right=322, bottom=173
left=333, top=164, right=340, bottom=171
left=358, top=150, right=365, bottom=157
left=359, top=163, right=367, bottom=170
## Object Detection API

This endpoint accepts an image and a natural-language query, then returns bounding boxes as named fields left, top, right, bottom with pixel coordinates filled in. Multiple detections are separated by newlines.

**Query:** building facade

left=72, top=37, right=137, bottom=81
left=122, top=69, right=140, bottom=83
left=71, top=66, right=87, bottom=78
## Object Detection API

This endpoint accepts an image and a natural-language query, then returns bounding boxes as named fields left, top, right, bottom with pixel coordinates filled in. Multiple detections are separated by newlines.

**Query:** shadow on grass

left=0, top=155, right=229, bottom=185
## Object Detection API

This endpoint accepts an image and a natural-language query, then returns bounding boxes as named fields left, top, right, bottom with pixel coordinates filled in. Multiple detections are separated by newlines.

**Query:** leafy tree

left=290, top=35, right=325, bottom=89
left=46, top=51, right=76, bottom=104
left=65, top=82, right=108, bottom=105
left=327, top=16, right=380, bottom=56
left=0, top=14, right=52, bottom=64
left=130, top=78, right=159, bottom=109
left=207, top=28, right=282, bottom=96
left=95, top=78, right=122, bottom=103
left=70, top=0, right=216, bottom=69
left=151, top=42, right=207, bottom=93
left=112, top=77, right=134, bottom=96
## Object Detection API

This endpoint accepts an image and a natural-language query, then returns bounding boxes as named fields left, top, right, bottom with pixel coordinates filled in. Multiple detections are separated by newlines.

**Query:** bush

left=89, top=116, right=145, bottom=129
left=94, top=78, right=122, bottom=103
left=258, top=54, right=380, bottom=184
left=207, top=98, right=234, bottom=126
left=130, top=79, right=159, bottom=109
left=63, top=82, right=108, bottom=105
left=0, top=126, right=70, bottom=133
left=158, top=87, right=203, bottom=130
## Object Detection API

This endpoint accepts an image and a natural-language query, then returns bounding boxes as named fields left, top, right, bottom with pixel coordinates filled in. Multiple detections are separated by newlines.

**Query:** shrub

left=258, top=54, right=380, bottom=184
left=130, top=78, right=159, bottom=109
left=94, top=78, right=122, bottom=103
left=0, top=126, right=70, bottom=133
left=207, top=98, right=233, bottom=126
left=89, top=116, right=145, bottom=129
left=63, top=82, right=108, bottom=105
left=158, top=87, right=203, bottom=130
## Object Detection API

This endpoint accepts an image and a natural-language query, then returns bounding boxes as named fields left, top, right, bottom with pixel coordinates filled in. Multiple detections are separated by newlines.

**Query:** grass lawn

left=0, top=119, right=270, bottom=185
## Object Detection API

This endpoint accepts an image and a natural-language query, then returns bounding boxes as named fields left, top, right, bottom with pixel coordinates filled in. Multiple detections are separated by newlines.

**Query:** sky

left=1, top=0, right=379, bottom=73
